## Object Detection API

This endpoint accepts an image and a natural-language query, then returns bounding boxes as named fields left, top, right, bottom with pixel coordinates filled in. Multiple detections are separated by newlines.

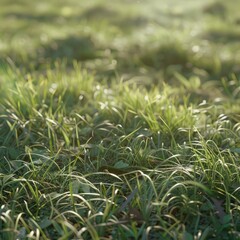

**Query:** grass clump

left=1, top=62, right=240, bottom=239
left=1, top=0, right=240, bottom=239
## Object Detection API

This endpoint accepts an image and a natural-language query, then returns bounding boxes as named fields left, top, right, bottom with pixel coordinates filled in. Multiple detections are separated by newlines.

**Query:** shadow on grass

left=202, top=29, right=240, bottom=43
left=140, top=42, right=190, bottom=69
left=5, top=12, right=59, bottom=22
left=80, top=5, right=119, bottom=20
left=135, top=40, right=240, bottom=81
left=80, top=4, right=152, bottom=32
left=202, top=1, right=227, bottom=18
left=38, top=35, right=101, bottom=63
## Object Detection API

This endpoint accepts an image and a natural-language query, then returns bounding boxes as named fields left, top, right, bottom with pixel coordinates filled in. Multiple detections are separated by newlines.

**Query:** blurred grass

left=1, top=0, right=240, bottom=85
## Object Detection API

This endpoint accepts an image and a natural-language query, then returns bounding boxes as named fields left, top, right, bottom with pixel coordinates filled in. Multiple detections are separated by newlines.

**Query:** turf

left=1, top=0, right=240, bottom=239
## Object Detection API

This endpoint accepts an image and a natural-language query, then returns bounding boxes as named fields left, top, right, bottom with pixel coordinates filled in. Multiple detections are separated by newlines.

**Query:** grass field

left=1, top=0, right=240, bottom=239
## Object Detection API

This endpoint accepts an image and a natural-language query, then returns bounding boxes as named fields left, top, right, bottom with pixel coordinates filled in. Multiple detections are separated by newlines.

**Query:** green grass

left=1, top=0, right=240, bottom=239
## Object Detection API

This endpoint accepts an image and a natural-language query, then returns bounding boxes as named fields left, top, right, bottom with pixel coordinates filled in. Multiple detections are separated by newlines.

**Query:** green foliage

left=1, top=0, right=240, bottom=239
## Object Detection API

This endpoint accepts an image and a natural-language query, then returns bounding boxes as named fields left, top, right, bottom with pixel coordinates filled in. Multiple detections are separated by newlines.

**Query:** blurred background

left=1, top=0, right=240, bottom=85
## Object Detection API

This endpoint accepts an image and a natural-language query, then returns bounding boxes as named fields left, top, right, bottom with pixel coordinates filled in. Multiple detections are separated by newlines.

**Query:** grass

left=1, top=0, right=240, bottom=239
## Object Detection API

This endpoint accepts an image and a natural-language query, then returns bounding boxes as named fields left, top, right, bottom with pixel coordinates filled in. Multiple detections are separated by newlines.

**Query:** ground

left=0, top=0, right=240, bottom=239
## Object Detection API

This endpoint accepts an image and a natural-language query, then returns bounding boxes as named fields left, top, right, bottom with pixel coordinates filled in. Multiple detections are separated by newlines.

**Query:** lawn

left=1, top=0, right=240, bottom=239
